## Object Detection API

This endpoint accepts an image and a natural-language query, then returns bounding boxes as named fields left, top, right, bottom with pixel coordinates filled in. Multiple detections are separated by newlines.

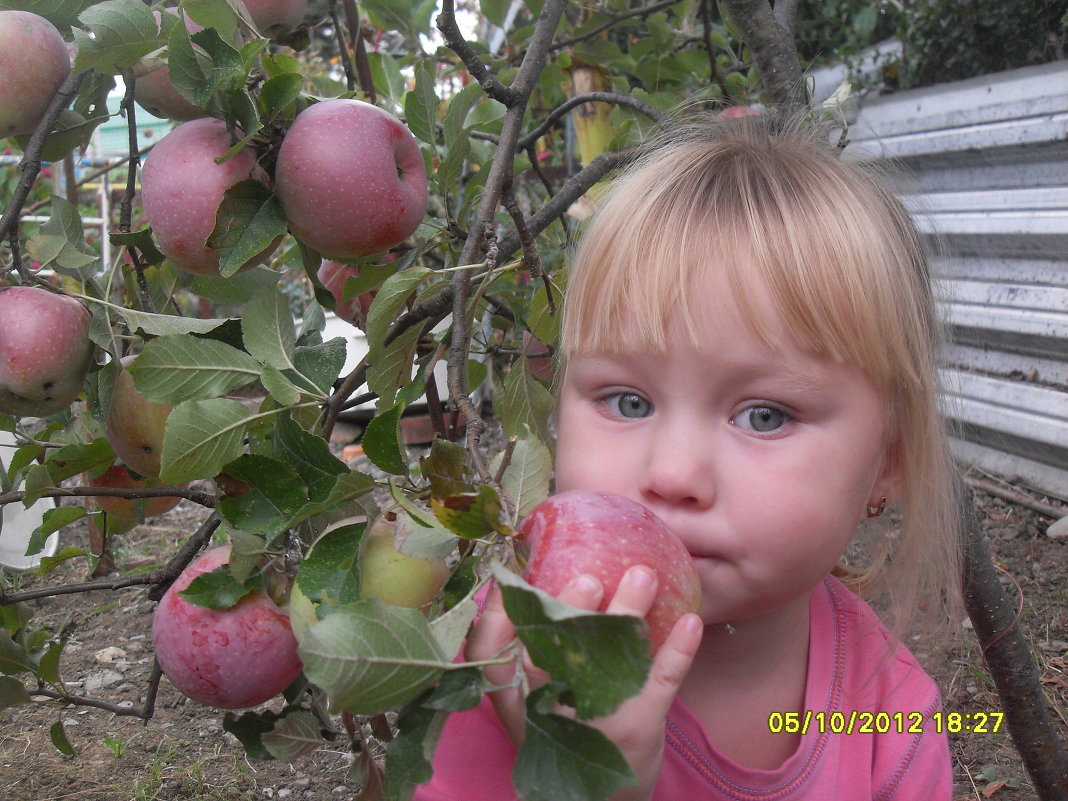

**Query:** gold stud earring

left=866, top=497, right=887, bottom=518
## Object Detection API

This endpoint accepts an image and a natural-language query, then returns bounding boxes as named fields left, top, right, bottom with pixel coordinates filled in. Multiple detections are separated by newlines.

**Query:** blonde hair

left=561, top=113, right=963, bottom=641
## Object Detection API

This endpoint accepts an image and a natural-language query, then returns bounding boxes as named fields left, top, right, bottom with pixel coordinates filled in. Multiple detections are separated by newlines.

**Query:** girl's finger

left=603, top=565, right=659, bottom=619
left=641, top=612, right=703, bottom=708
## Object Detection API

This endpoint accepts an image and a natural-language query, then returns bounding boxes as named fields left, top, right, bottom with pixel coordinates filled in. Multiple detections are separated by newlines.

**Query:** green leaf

left=191, top=266, right=280, bottom=305
left=33, top=546, right=90, bottom=575
left=27, top=507, right=85, bottom=557
left=0, top=676, right=30, bottom=712
left=362, top=403, right=409, bottom=476
left=0, top=631, right=33, bottom=675
left=496, top=359, right=555, bottom=448
left=44, top=439, right=115, bottom=483
left=297, top=598, right=449, bottom=715
left=491, top=428, right=552, bottom=522
left=37, top=640, right=65, bottom=685
left=258, top=73, right=303, bottom=121
left=493, top=566, right=650, bottom=721
left=216, top=454, right=308, bottom=536
left=260, top=365, right=303, bottom=405
left=366, top=324, right=421, bottom=408
left=431, top=484, right=513, bottom=540
left=242, top=288, right=296, bottom=371
left=0, top=0, right=95, bottom=32
left=272, top=415, right=349, bottom=503
left=50, top=720, right=77, bottom=756
left=427, top=595, right=478, bottom=663
left=25, top=195, right=98, bottom=279
left=223, top=709, right=283, bottom=761
left=422, top=666, right=482, bottom=712
left=159, top=398, right=253, bottom=483
left=295, top=521, right=365, bottom=608
left=110, top=228, right=166, bottom=267
left=179, top=564, right=261, bottom=610
left=404, top=61, right=440, bottom=146
left=73, top=0, right=160, bottom=74
left=262, top=708, right=324, bottom=762
left=513, top=684, right=636, bottom=801
left=289, top=338, right=346, bottom=397
left=209, top=181, right=287, bottom=278
left=287, top=471, right=376, bottom=527
left=365, top=266, right=434, bottom=360
left=128, top=335, right=261, bottom=404
left=418, top=435, right=469, bottom=499
left=81, top=297, right=231, bottom=336
left=183, top=0, right=240, bottom=39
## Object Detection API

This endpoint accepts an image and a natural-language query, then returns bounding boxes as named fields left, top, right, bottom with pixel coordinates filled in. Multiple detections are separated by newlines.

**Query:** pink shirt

left=413, top=576, right=952, bottom=801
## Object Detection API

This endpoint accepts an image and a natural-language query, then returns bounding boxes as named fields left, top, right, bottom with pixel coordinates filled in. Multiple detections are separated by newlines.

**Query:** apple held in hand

left=0, top=286, right=94, bottom=417
left=105, top=356, right=174, bottom=479
left=141, top=118, right=275, bottom=275
left=518, top=490, right=701, bottom=652
left=153, top=546, right=302, bottom=709
left=133, top=10, right=207, bottom=122
left=276, top=99, right=427, bottom=259
left=0, top=11, right=71, bottom=138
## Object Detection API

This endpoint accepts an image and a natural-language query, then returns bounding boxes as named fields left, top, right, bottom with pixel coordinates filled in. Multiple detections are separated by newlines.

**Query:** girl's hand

left=465, top=566, right=704, bottom=801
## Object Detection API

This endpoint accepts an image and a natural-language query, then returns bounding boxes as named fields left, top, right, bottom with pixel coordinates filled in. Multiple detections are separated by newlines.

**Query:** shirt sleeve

left=410, top=696, right=521, bottom=801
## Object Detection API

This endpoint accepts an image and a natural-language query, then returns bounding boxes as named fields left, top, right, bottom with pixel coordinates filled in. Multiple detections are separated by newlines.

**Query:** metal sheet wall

left=847, top=60, right=1068, bottom=500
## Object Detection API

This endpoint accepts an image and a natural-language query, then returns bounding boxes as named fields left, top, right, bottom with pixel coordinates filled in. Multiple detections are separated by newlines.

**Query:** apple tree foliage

left=8, top=2, right=1054, bottom=801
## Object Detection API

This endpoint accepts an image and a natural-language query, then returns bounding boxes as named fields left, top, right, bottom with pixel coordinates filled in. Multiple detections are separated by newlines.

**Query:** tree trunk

left=960, top=481, right=1068, bottom=800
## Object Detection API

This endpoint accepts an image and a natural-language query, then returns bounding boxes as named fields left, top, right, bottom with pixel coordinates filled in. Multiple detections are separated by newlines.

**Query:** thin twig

left=0, top=485, right=216, bottom=509
left=118, top=75, right=154, bottom=313
left=516, top=91, right=667, bottom=151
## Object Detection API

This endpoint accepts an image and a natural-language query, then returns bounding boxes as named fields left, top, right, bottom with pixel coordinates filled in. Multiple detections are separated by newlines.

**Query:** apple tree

left=1, top=1, right=1063, bottom=800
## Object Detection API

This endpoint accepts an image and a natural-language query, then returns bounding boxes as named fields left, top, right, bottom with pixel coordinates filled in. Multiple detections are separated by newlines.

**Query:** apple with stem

left=0, top=11, right=71, bottom=138
left=140, top=118, right=276, bottom=275
left=132, top=9, right=207, bottom=122
left=0, top=286, right=94, bottom=417
left=518, top=489, right=701, bottom=652
left=153, top=546, right=302, bottom=709
left=105, top=356, right=174, bottom=479
left=275, top=99, right=427, bottom=259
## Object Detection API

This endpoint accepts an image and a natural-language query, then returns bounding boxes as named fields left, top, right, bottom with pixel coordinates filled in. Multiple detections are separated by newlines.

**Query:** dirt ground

left=0, top=471, right=1065, bottom=801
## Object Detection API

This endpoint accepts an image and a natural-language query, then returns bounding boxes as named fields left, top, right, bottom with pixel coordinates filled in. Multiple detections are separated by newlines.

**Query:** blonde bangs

left=562, top=117, right=932, bottom=401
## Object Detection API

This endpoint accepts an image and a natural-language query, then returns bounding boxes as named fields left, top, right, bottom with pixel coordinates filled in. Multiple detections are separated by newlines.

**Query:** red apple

left=0, top=11, right=71, bottom=138
left=275, top=99, right=427, bottom=259
left=243, top=0, right=308, bottom=38
left=518, top=490, right=701, bottom=652
left=133, top=10, right=207, bottom=122
left=317, top=260, right=376, bottom=329
left=86, top=465, right=185, bottom=523
left=105, top=356, right=174, bottom=479
left=153, top=545, right=303, bottom=709
left=0, top=286, right=94, bottom=417
left=140, top=118, right=275, bottom=275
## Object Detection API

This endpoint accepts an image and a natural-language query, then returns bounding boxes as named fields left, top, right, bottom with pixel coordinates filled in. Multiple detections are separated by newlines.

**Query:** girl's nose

left=640, top=425, right=715, bottom=510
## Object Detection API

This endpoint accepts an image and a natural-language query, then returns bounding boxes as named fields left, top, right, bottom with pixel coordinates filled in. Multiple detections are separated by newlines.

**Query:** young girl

left=415, top=112, right=963, bottom=800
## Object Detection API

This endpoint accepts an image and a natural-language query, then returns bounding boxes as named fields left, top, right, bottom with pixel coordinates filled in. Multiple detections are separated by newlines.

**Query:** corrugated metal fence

left=847, top=60, right=1068, bottom=500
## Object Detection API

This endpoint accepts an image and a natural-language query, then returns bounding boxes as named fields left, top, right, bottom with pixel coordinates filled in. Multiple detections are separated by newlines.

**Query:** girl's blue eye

left=607, top=393, right=652, bottom=419
left=735, top=405, right=788, bottom=433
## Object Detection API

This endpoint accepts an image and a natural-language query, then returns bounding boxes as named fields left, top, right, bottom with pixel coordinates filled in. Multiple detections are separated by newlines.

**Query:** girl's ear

left=872, top=437, right=905, bottom=506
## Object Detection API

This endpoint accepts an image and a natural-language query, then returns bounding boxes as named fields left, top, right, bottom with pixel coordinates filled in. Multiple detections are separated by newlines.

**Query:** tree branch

left=0, top=484, right=215, bottom=508
left=721, top=0, right=804, bottom=109
left=517, top=92, right=667, bottom=151
left=960, top=480, right=1068, bottom=799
